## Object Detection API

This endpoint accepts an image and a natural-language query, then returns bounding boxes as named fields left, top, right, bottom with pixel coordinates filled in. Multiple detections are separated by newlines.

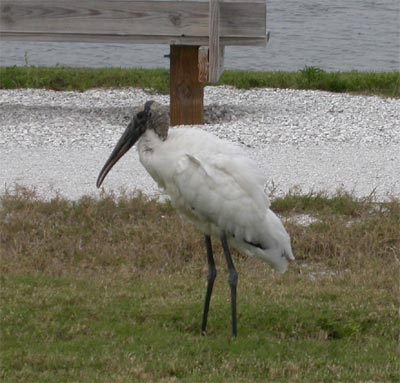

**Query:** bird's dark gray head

left=141, top=101, right=169, bottom=140
left=96, top=100, right=169, bottom=188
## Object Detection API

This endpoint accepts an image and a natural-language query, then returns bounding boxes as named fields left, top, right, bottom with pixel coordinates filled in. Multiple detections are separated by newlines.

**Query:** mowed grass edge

left=1, top=66, right=399, bottom=98
left=0, top=187, right=399, bottom=382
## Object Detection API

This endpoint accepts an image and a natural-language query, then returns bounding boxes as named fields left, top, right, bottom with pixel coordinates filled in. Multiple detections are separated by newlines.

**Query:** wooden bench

left=1, top=0, right=268, bottom=125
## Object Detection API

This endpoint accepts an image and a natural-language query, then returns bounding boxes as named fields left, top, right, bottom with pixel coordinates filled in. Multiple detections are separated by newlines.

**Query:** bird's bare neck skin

left=138, top=129, right=164, bottom=154
left=147, top=109, right=169, bottom=141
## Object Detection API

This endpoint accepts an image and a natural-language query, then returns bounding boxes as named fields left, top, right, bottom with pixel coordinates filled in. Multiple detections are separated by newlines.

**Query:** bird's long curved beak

left=96, top=118, right=142, bottom=188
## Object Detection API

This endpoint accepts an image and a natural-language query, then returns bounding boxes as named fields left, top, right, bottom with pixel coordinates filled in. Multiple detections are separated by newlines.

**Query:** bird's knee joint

left=207, top=268, right=217, bottom=283
left=228, top=270, right=238, bottom=287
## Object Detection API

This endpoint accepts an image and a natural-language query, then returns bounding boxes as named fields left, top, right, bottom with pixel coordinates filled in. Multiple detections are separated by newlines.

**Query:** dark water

left=0, top=0, right=399, bottom=71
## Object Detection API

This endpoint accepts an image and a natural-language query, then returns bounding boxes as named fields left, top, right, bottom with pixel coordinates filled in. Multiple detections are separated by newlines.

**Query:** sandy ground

left=1, top=87, right=399, bottom=201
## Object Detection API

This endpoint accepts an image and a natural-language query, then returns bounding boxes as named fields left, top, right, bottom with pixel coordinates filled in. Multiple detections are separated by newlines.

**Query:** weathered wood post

left=169, top=0, right=222, bottom=126
left=170, top=45, right=204, bottom=126
left=0, top=0, right=268, bottom=126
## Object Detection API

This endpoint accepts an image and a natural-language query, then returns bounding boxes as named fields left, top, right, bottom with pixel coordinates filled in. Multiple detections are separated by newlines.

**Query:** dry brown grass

left=0, top=187, right=202, bottom=280
left=1, top=187, right=399, bottom=382
left=1, top=187, right=398, bottom=281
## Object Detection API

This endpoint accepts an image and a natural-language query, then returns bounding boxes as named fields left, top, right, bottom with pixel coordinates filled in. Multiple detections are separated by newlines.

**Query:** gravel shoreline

left=1, top=87, right=399, bottom=200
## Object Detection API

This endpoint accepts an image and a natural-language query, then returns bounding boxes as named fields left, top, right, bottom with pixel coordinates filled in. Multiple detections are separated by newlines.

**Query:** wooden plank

left=198, top=46, right=209, bottom=83
left=220, top=2, right=266, bottom=36
left=208, top=0, right=220, bottom=83
left=0, top=1, right=208, bottom=36
left=0, top=0, right=267, bottom=44
left=170, top=46, right=204, bottom=126
left=0, top=32, right=267, bottom=46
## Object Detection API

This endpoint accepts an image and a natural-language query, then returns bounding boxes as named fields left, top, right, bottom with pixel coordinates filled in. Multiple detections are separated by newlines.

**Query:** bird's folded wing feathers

left=172, top=153, right=270, bottom=239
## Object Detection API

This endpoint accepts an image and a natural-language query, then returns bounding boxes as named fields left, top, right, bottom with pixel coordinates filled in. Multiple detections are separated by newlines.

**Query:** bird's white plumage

left=137, top=127, right=294, bottom=273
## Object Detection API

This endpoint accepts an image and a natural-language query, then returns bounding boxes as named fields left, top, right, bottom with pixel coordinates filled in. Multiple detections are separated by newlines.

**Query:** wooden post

left=170, top=45, right=204, bottom=126
left=208, top=0, right=220, bottom=83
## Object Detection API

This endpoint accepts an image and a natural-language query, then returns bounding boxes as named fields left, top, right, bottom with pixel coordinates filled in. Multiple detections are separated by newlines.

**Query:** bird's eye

left=137, top=111, right=145, bottom=120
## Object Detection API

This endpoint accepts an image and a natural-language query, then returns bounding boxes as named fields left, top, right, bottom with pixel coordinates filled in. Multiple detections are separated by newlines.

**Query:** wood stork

left=97, top=101, right=294, bottom=337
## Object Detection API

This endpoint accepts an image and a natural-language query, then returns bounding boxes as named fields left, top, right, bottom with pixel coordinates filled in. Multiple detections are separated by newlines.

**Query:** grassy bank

left=1, top=187, right=399, bottom=382
left=1, top=66, right=399, bottom=97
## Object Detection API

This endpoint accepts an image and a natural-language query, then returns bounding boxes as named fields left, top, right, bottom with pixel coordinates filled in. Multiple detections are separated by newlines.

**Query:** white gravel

left=0, top=87, right=399, bottom=200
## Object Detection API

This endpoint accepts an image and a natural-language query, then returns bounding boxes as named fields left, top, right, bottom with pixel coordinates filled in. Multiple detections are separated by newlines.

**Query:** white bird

left=97, top=100, right=294, bottom=337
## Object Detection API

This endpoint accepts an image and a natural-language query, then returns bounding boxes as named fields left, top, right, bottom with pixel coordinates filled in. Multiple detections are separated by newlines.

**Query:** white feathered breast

left=138, top=127, right=294, bottom=272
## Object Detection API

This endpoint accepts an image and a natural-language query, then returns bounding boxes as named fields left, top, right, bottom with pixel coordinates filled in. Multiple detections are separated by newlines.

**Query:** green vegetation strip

left=1, top=187, right=399, bottom=382
left=1, top=66, right=399, bottom=97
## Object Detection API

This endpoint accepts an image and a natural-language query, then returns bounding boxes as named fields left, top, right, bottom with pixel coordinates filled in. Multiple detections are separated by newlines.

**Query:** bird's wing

left=170, top=153, right=270, bottom=242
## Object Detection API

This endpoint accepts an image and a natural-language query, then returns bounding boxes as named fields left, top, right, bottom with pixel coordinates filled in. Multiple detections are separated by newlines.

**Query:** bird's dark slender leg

left=221, top=233, right=238, bottom=337
left=201, top=235, right=217, bottom=336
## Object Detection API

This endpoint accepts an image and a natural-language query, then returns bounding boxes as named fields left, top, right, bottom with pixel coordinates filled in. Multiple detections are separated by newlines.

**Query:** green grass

left=1, top=187, right=399, bottom=382
left=1, top=65, right=399, bottom=97
left=2, top=273, right=397, bottom=382
left=221, top=67, right=400, bottom=98
left=0, top=66, right=169, bottom=94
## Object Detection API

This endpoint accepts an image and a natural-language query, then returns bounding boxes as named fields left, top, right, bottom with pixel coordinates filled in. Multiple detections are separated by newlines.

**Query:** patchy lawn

left=1, top=188, right=399, bottom=382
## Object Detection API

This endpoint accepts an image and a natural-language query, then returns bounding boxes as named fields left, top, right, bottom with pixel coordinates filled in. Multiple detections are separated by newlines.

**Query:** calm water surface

left=0, top=0, right=399, bottom=71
